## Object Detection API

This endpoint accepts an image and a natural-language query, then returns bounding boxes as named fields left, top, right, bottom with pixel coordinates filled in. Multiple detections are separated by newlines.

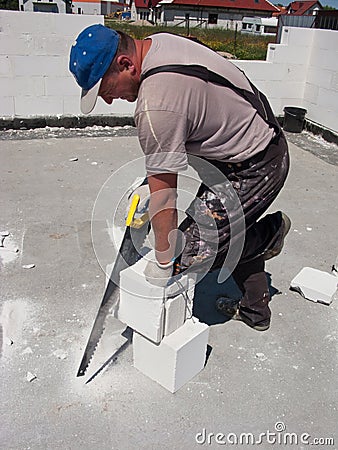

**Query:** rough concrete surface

left=0, top=127, right=337, bottom=449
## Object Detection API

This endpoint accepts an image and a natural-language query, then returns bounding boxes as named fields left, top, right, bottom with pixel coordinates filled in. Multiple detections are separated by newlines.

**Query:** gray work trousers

left=177, top=133, right=290, bottom=325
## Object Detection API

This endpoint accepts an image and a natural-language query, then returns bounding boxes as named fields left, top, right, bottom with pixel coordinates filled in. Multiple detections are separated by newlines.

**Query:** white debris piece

left=290, top=267, right=337, bottom=305
left=26, top=372, right=37, bottom=382
left=0, top=235, right=20, bottom=264
left=256, top=352, right=267, bottom=361
left=0, top=233, right=8, bottom=247
left=5, top=337, right=14, bottom=346
left=332, top=256, right=338, bottom=277
left=164, top=293, right=186, bottom=337
left=69, top=157, right=78, bottom=162
left=22, top=347, right=33, bottom=355
left=53, top=349, right=68, bottom=360
left=22, top=264, right=35, bottom=269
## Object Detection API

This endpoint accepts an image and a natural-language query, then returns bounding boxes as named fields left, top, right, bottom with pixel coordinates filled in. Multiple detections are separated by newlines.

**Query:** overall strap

left=140, top=64, right=281, bottom=136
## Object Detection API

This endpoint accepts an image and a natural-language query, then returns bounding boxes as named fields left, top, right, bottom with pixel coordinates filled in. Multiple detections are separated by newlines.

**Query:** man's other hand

left=144, top=259, right=173, bottom=287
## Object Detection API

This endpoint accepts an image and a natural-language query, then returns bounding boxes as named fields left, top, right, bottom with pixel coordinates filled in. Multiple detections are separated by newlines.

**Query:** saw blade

left=85, top=327, right=133, bottom=384
left=77, top=222, right=150, bottom=377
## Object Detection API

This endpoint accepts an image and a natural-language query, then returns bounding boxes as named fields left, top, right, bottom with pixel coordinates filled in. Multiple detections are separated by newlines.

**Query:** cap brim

left=80, top=79, right=102, bottom=114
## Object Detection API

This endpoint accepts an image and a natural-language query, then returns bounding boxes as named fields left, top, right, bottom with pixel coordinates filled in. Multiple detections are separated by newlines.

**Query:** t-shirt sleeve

left=135, top=108, right=189, bottom=175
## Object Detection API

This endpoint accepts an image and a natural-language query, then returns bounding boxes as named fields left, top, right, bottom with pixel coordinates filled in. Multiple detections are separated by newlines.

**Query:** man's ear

left=116, top=55, right=136, bottom=74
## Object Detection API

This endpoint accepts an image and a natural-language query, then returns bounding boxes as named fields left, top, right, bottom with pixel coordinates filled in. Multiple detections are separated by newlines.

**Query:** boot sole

left=264, top=212, right=291, bottom=260
left=216, top=297, right=270, bottom=331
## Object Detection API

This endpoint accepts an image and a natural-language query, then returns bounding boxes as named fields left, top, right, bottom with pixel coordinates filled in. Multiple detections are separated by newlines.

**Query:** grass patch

left=105, top=20, right=275, bottom=60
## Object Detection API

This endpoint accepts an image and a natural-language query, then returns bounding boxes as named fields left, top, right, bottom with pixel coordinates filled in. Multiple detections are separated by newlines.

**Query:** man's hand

left=126, top=177, right=150, bottom=215
left=144, top=258, right=174, bottom=287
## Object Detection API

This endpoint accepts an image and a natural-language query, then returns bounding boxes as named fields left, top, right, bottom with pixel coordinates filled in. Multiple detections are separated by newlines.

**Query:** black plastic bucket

left=283, top=107, right=307, bottom=133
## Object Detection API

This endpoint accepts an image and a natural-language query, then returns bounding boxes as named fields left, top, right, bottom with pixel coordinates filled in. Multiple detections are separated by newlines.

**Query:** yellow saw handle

left=126, top=194, right=140, bottom=226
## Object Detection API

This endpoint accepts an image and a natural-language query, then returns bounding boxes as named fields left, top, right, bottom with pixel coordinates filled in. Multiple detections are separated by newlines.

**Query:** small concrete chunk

left=133, top=318, right=209, bottom=393
left=26, top=371, right=37, bottom=382
left=22, top=264, right=35, bottom=269
left=256, top=352, right=267, bottom=361
left=164, top=293, right=186, bottom=337
left=163, top=272, right=196, bottom=336
left=290, top=266, right=337, bottom=305
left=22, top=347, right=33, bottom=355
left=5, top=337, right=14, bottom=346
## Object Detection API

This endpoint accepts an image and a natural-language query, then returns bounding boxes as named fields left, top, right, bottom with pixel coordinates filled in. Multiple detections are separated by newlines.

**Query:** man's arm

left=147, top=172, right=178, bottom=265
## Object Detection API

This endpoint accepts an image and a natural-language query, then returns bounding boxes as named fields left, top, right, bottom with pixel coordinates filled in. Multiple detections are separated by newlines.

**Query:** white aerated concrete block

left=118, top=254, right=165, bottom=344
left=133, top=318, right=209, bottom=393
left=109, top=250, right=197, bottom=341
left=290, top=267, right=337, bottom=305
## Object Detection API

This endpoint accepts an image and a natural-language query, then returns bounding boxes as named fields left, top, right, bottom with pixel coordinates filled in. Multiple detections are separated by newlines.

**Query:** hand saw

left=77, top=180, right=150, bottom=377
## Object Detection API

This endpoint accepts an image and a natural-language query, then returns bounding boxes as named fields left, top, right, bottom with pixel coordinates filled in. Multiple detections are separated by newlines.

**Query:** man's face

left=98, top=68, right=139, bottom=104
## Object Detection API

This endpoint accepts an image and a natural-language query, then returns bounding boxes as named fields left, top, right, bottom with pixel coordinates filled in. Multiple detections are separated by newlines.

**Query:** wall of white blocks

left=0, top=10, right=133, bottom=117
left=234, top=27, right=338, bottom=134
left=0, top=11, right=337, bottom=134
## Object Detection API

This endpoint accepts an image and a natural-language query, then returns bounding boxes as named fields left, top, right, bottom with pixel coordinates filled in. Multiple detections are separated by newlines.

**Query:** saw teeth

left=77, top=216, right=150, bottom=378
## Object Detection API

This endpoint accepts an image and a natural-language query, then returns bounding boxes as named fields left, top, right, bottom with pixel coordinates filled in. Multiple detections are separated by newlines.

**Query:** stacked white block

left=116, top=251, right=194, bottom=343
left=133, top=318, right=209, bottom=393
left=106, top=250, right=208, bottom=393
left=116, top=254, right=165, bottom=344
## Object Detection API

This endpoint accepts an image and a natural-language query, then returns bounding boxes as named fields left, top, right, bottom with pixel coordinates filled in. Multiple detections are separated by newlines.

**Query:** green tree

left=0, top=0, right=19, bottom=10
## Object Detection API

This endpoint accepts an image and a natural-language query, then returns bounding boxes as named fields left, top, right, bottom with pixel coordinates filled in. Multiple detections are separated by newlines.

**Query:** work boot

left=215, top=297, right=270, bottom=332
left=264, top=212, right=291, bottom=260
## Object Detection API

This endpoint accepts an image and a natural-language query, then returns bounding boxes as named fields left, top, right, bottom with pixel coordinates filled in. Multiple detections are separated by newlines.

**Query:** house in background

left=131, top=0, right=280, bottom=29
left=18, top=0, right=71, bottom=13
left=19, top=0, right=129, bottom=15
left=285, top=0, right=322, bottom=16
left=71, top=0, right=100, bottom=14
left=241, top=16, right=278, bottom=35
left=275, top=1, right=337, bottom=43
left=72, top=0, right=129, bottom=15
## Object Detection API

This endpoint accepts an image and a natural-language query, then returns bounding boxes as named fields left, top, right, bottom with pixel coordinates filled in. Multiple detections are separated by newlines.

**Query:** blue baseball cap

left=69, top=24, right=119, bottom=114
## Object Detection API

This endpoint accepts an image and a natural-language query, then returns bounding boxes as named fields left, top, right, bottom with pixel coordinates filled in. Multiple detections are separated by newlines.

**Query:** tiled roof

left=287, top=1, right=322, bottom=15
left=135, top=0, right=162, bottom=7
left=136, top=0, right=279, bottom=11
left=273, top=5, right=286, bottom=15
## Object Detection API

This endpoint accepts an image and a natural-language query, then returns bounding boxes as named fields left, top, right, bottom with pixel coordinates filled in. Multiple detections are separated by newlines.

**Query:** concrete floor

left=0, top=127, right=337, bottom=450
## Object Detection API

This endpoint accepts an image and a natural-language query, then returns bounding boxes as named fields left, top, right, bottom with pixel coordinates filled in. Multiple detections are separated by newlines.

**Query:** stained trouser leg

left=232, top=255, right=271, bottom=326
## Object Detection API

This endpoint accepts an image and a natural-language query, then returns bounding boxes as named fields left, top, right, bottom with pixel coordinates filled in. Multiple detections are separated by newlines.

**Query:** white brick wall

left=303, top=29, right=338, bottom=132
left=0, top=11, right=337, bottom=134
left=0, top=10, right=133, bottom=118
left=234, top=27, right=338, bottom=134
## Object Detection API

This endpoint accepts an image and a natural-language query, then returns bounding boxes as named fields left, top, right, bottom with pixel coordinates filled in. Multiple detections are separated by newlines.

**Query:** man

left=69, top=24, right=290, bottom=332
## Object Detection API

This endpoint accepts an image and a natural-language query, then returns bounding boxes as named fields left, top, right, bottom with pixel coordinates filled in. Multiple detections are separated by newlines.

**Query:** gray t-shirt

left=135, top=33, right=275, bottom=174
